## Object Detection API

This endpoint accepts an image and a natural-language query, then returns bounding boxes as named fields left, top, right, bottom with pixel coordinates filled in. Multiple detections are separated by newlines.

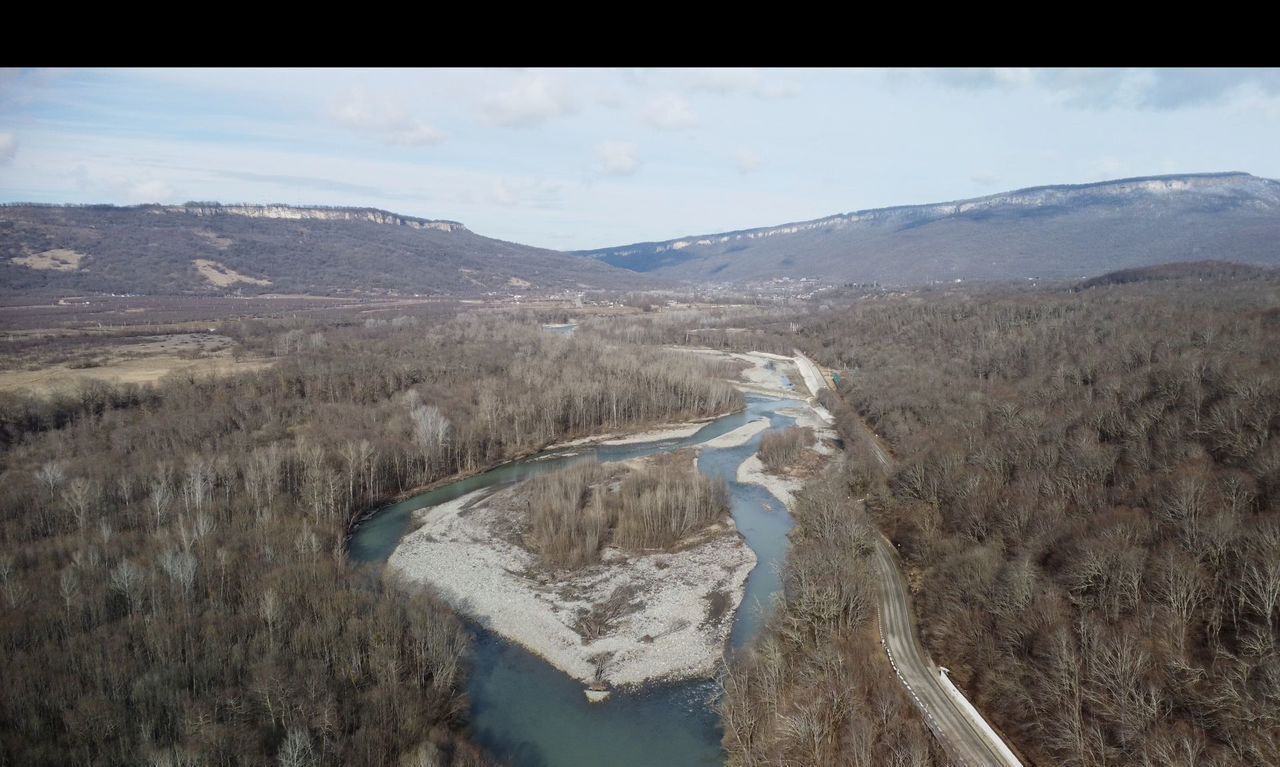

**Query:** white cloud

left=924, top=67, right=1280, bottom=111
left=330, top=86, right=445, bottom=146
left=1090, top=156, right=1130, bottom=179
left=0, top=131, right=16, bottom=164
left=929, top=67, right=1036, bottom=91
left=126, top=178, right=175, bottom=202
left=488, top=177, right=564, bottom=209
left=734, top=148, right=761, bottom=174
left=593, top=141, right=641, bottom=176
left=384, top=122, right=446, bottom=146
left=970, top=171, right=1000, bottom=186
left=684, top=68, right=797, bottom=98
left=643, top=93, right=698, bottom=130
left=482, top=74, right=575, bottom=127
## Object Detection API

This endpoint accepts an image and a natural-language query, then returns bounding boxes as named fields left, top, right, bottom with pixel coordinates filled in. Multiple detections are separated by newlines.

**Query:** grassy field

left=0, top=332, right=273, bottom=394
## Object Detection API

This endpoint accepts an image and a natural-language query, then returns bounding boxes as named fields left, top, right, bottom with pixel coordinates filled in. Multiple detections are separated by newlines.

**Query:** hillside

left=1077, top=259, right=1272, bottom=289
left=575, top=172, right=1280, bottom=285
left=0, top=203, right=649, bottom=296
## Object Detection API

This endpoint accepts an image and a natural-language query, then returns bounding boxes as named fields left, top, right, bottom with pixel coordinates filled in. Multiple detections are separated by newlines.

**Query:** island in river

left=386, top=350, right=836, bottom=696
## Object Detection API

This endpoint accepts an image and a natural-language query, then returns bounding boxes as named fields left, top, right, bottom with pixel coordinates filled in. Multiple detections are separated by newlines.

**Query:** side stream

left=348, top=396, right=803, bottom=767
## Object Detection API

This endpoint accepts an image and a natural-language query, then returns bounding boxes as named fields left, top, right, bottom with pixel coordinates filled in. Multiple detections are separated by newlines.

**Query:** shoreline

left=374, top=348, right=835, bottom=693
left=387, top=480, right=756, bottom=689
left=345, top=405, right=747, bottom=542
left=541, top=407, right=741, bottom=451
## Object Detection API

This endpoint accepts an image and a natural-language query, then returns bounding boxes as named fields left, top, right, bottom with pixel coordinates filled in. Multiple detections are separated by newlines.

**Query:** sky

left=2, top=67, right=1279, bottom=250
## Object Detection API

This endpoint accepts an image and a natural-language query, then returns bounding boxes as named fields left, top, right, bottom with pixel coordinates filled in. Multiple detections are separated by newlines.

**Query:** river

left=349, top=394, right=803, bottom=767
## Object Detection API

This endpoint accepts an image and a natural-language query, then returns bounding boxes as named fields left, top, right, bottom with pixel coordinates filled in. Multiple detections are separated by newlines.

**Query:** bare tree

left=109, top=559, right=145, bottom=614
left=276, top=728, right=315, bottom=767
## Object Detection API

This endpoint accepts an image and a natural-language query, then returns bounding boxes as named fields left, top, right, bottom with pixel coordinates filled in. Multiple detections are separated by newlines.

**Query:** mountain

left=574, top=172, right=1280, bottom=285
left=0, top=203, right=649, bottom=296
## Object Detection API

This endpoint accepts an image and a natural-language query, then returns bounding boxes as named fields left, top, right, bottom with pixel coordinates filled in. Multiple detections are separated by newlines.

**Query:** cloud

left=1090, top=156, right=1130, bottom=179
left=922, top=67, right=1280, bottom=111
left=125, top=179, right=175, bottom=203
left=63, top=161, right=176, bottom=203
left=593, top=141, right=641, bottom=176
left=643, top=93, right=698, bottom=130
left=213, top=169, right=395, bottom=199
left=330, top=87, right=445, bottom=146
left=488, top=177, right=564, bottom=209
left=928, top=68, right=1036, bottom=91
left=0, top=131, right=16, bottom=164
left=384, top=123, right=446, bottom=146
left=1134, top=68, right=1280, bottom=109
left=684, top=68, right=797, bottom=98
left=481, top=74, right=575, bottom=127
left=734, top=148, right=761, bottom=174
left=0, top=68, right=73, bottom=108
left=969, top=171, right=1000, bottom=187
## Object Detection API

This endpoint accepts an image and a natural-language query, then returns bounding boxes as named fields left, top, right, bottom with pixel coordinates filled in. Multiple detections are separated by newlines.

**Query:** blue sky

left=2, top=68, right=1278, bottom=250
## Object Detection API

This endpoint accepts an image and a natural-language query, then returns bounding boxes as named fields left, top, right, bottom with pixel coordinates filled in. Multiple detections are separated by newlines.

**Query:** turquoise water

left=349, top=396, right=803, bottom=766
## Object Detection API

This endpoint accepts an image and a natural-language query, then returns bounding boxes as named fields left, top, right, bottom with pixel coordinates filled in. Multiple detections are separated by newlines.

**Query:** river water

left=349, top=395, right=802, bottom=767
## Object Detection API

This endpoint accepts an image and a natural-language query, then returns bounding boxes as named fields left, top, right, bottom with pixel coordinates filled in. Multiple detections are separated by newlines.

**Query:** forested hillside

left=0, top=204, right=649, bottom=296
left=576, top=173, right=1280, bottom=285
left=577, top=272, right=1280, bottom=765
left=795, top=275, right=1280, bottom=765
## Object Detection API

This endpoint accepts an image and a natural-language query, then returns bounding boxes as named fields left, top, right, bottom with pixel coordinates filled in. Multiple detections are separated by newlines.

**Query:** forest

left=0, top=314, right=740, bottom=766
left=519, top=453, right=730, bottom=571
left=718, top=272, right=1280, bottom=766
left=720, top=470, right=946, bottom=766
left=4, top=268, right=1278, bottom=766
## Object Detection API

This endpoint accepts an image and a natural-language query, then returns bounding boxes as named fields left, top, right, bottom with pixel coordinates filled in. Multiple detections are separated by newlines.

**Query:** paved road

left=832, top=368, right=1022, bottom=765
left=871, top=534, right=1023, bottom=766
left=791, top=349, right=828, bottom=400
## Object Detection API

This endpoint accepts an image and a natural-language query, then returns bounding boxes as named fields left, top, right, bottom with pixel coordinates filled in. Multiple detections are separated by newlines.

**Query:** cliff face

left=575, top=172, right=1280, bottom=284
left=166, top=204, right=466, bottom=233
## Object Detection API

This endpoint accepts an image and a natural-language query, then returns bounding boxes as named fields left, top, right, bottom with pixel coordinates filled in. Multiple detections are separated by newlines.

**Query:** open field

left=0, top=293, right=457, bottom=332
left=11, top=248, right=85, bottom=271
left=193, top=258, right=272, bottom=287
left=0, top=332, right=272, bottom=393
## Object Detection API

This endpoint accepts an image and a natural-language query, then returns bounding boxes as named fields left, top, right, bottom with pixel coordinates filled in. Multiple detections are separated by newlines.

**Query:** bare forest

left=757, top=427, right=815, bottom=473
left=519, top=453, right=730, bottom=570
left=720, top=473, right=948, bottom=766
left=755, top=275, right=1279, bottom=766
left=0, top=315, right=741, bottom=766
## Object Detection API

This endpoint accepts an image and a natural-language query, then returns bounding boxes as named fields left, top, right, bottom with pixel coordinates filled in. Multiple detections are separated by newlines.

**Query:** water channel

left=349, top=394, right=803, bottom=766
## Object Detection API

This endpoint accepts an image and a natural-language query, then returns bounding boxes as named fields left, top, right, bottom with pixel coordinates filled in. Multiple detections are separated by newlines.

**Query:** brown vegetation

left=758, top=426, right=815, bottom=473
left=0, top=313, right=740, bottom=765
left=721, top=474, right=945, bottom=766
left=521, top=452, right=730, bottom=570
left=796, top=275, right=1280, bottom=765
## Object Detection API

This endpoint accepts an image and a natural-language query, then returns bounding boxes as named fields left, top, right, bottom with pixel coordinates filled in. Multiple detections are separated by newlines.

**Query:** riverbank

left=670, top=348, right=804, bottom=400
left=543, top=408, right=740, bottom=451
left=377, top=349, right=833, bottom=696
left=346, top=407, right=745, bottom=543
left=387, top=465, right=755, bottom=689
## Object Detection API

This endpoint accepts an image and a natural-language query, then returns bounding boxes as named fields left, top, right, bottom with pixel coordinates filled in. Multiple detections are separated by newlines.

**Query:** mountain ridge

left=0, top=203, right=647, bottom=296
left=573, top=172, right=1280, bottom=284
left=3, top=201, right=467, bottom=233
left=5, top=172, right=1279, bottom=295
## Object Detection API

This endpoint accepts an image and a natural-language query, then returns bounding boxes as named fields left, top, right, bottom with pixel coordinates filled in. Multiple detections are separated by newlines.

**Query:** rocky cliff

left=166, top=203, right=466, bottom=232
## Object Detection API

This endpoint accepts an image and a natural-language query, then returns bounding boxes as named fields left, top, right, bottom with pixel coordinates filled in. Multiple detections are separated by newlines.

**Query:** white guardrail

left=938, top=668, right=1025, bottom=767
